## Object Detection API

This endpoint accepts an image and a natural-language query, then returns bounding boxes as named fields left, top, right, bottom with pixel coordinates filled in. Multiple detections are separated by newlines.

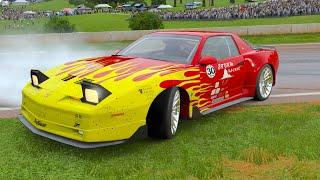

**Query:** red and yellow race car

left=19, top=31, right=279, bottom=148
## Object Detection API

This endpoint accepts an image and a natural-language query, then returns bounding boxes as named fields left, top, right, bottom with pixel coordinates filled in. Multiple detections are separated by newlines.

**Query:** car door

left=199, top=35, right=246, bottom=109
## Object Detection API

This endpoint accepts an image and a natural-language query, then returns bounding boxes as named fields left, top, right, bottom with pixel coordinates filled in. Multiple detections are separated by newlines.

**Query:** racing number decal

left=206, top=65, right=216, bottom=78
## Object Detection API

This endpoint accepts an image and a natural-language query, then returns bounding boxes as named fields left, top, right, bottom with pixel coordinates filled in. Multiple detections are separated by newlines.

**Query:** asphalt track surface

left=0, top=43, right=319, bottom=118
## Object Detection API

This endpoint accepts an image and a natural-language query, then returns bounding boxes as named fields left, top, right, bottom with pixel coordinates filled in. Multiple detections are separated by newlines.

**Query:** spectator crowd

left=0, top=0, right=320, bottom=30
left=159, top=0, right=320, bottom=20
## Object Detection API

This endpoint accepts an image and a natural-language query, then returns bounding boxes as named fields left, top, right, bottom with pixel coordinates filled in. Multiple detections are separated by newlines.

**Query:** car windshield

left=118, top=34, right=201, bottom=64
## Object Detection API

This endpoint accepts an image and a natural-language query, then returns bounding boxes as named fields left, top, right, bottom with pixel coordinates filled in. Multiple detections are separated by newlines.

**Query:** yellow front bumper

left=18, top=115, right=130, bottom=148
left=20, top=94, right=146, bottom=147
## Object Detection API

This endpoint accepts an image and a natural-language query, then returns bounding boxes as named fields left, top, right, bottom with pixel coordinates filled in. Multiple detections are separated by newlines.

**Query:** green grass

left=68, top=13, right=130, bottom=32
left=243, top=33, right=320, bottom=44
left=0, top=14, right=320, bottom=34
left=29, top=0, right=74, bottom=11
left=1, top=103, right=320, bottom=179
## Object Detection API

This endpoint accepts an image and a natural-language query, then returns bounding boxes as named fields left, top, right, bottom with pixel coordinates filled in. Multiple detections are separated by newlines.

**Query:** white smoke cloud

left=0, top=41, right=117, bottom=107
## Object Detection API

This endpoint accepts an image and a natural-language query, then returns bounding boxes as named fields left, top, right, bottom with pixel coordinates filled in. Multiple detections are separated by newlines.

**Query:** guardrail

left=1, top=23, right=320, bottom=45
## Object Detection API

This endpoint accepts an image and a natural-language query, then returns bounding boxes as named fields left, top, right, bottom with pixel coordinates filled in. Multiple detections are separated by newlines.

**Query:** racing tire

left=255, top=64, right=274, bottom=101
left=147, top=87, right=180, bottom=139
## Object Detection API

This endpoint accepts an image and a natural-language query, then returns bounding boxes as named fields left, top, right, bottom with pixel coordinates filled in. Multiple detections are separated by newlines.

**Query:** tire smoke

left=0, top=42, right=115, bottom=107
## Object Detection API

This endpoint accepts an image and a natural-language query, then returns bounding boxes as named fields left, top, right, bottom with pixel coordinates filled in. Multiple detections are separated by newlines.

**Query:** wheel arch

left=146, top=86, right=191, bottom=127
left=268, top=63, right=276, bottom=86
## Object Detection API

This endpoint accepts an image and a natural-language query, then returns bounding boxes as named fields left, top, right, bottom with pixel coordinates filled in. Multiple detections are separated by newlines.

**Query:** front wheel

left=147, top=87, right=180, bottom=139
left=255, top=65, right=274, bottom=101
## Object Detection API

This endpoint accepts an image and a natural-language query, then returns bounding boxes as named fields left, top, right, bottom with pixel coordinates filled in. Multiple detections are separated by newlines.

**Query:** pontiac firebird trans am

left=19, top=31, right=279, bottom=148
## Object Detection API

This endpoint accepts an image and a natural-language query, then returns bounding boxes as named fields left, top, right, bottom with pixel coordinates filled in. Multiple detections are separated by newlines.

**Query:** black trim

left=80, top=81, right=112, bottom=105
left=201, top=97, right=252, bottom=115
left=30, top=70, right=49, bottom=88
left=61, top=75, right=76, bottom=81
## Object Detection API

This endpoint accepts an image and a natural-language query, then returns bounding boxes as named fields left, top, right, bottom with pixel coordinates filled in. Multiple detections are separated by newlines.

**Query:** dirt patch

left=223, top=156, right=320, bottom=178
left=0, top=109, right=19, bottom=119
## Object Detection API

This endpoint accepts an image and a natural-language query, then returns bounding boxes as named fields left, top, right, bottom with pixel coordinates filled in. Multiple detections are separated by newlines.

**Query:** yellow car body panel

left=21, top=56, right=200, bottom=143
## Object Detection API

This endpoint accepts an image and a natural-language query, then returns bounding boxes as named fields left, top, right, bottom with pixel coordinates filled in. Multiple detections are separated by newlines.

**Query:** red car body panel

left=154, top=31, right=279, bottom=114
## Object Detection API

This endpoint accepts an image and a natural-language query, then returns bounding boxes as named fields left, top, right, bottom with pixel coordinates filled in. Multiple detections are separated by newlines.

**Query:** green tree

left=129, top=12, right=164, bottom=30
left=44, top=17, right=76, bottom=33
left=210, top=0, right=214, bottom=6
left=69, top=0, right=86, bottom=6
left=151, top=0, right=166, bottom=5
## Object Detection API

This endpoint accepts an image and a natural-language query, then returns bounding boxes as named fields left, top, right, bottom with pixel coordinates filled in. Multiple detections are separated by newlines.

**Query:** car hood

left=42, top=56, right=193, bottom=98
left=53, top=55, right=191, bottom=82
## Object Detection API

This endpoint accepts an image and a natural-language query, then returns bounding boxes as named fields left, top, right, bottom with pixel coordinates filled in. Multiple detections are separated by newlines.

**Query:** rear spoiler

left=243, top=40, right=276, bottom=51
left=253, top=45, right=276, bottom=51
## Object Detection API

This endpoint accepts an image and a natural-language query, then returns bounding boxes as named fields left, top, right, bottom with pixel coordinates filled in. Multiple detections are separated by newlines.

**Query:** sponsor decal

left=211, top=88, right=220, bottom=96
left=215, top=82, right=219, bottom=88
left=74, top=121, right=80, bottom=127
left=218, top=62, right=234, bottom=70
left=222, top=69, right=232, bottom=80
left=212, top=96, right=224, bottom=104
left=211, top=81, right=222, bottom=100
left=111, top=112, right=125, bottom=117
left=34, top=119, right=47, bottom=127
left=225, top=91, right=230, bottom=99
left=228, top=66, right=241, bottom=73
left=206, top=65, right=216, bottom=78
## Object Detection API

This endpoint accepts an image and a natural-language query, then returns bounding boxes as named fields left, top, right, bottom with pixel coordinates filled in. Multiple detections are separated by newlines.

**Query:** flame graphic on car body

left=55, top=56, right=220, bottom=113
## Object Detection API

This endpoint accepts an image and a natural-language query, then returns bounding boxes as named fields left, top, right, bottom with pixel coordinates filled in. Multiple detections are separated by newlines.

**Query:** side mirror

left=199, top=56, right=218, bottom=66
left=113, top=49, right=121, bottom=55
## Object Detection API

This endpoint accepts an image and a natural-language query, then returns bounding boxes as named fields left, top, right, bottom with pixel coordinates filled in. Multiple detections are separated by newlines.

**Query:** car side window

left=224, top=36, right=240, bottom=57
left=201, top=36, right=240, bottom=60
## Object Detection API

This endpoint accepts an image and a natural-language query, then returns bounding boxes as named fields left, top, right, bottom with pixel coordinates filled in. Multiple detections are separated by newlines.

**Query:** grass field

left=29, top=0, right=74, bottom=11
left=1, top=103, right=320, bottom=178
left=243, top=33, right=320, bottom=44
left=1, top=13, right=319, bottom=34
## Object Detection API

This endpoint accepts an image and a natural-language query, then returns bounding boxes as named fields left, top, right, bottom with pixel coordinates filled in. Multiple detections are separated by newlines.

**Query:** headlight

left=31, top=70, right=49, bottom=88
left=81, top=81, right=111, bottom=105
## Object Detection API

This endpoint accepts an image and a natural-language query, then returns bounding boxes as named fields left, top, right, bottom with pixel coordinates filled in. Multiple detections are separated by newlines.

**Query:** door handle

left=237, top=61, right=245, bottom=66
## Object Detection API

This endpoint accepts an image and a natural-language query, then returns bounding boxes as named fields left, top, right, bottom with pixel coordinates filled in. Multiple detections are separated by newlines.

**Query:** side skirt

left=201, top=97, right=253, bottom=115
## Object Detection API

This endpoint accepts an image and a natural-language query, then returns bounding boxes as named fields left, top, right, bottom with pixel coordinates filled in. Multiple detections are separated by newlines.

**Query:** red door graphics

left=197, top=35, right=246, bottom=112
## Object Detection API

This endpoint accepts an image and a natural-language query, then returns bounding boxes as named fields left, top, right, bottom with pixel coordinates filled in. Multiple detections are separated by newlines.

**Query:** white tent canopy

left=23, top=11, right=37, bottom=15
left=1, top=1, right=9, bottom=6
left=94, top=4, right=112, bottom=8
left=12, top=0, right=29, bottom=5
left=157, top=4, right=173, bottom=9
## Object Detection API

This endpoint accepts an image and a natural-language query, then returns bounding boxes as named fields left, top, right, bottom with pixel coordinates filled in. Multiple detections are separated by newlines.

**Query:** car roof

left=153, top=31, right=234, bottom=37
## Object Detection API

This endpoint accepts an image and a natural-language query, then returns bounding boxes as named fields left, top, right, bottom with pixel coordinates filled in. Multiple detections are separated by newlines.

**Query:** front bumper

left=18, top=115, right=127, bottom=148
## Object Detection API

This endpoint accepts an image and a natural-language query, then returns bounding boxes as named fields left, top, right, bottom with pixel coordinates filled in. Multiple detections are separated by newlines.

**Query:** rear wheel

left=147, top=87, right=180, bottom=139
left=255, top=65, right=274, bottom=101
